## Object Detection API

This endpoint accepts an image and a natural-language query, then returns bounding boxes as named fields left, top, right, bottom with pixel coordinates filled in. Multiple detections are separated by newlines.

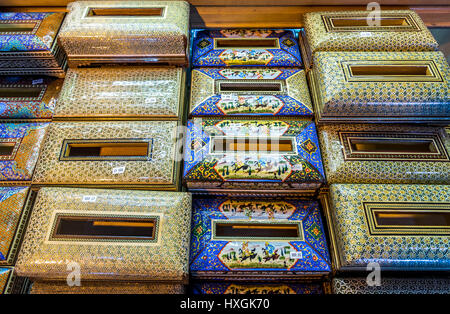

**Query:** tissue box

left=58, top=1, right=189, bottom=67
left=0, top=187, right=33, bottom=266
left=326, top=184, right=450, bottom=271
left=0, top=12, right=66, bottom=77
left=0, top=76, right=62, bottom=120
left=54, top=66, right=185, bottom=120
left=309, top=51, right=450, bottom=123
left=189, top=67, right=312, bottom=117
left=15, top=188, right=191, bottom=282
left=0, top=123, right=48, bottom=184
left=319, top=124, right=450, bottom=184
left=32, top=121, right=181, bottom=190
left=190, top=198, right=331, bottom=280
left=192, top=29, right=302, bottom=67
left=184, top=119, right=325, bottom=195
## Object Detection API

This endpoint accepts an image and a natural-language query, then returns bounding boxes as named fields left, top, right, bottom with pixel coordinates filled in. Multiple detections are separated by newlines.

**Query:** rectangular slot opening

left=53, top=216, right=156, bottom=240
left=350, top=65, right=430, bottom=76
left=331, top=17, right=409, bottom=27
left=0, top=143, right=15, bottom=157
left=87, top=7, right=164, bottom=17
left=215, top=222, right=299, bottom=238
left=374, top=211, right=450, bottom=227
left=219, top=81, right=282, bottom=93
left=349, top=138, right=438, bottom=154
left=0, top=22, right=37, bottom=33
left=212, top=138, right=293, bottom=153
left=215, top=38, right=278, bottom=48
left=66, top=142, right=149, bottom=157
left=0, top=87, right=42, bottom=99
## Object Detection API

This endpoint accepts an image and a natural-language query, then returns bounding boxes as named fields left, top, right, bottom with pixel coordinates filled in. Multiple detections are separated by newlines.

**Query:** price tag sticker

left=82, top=195, right=97, bottom=202
left=222, top=94, right=238, bottom=101
left=292, top=164, right=303, bottom=171
left=112, top=166, right=126, bottom=174
left=290, top=251, right=303, bottom=259
left=145, top=97, right=157, bottom=104
left=32, top=79, right=44, bottom=85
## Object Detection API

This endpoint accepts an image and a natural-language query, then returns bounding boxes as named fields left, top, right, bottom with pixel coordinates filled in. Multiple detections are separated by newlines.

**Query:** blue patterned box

left=183, top=119, right=325, bottom=195
left=190, top=198, right=331, bottom=280
left=192, top=29, right=302, bottom=67
left=190, top=68, right=312, bottom=117
left=191, top=281, right=324, bottom=294
left=0, top=76, right=62, bottom=120
left=0, top=123, right=48, bottom=184
left=0, top=12, right=66, bottom=77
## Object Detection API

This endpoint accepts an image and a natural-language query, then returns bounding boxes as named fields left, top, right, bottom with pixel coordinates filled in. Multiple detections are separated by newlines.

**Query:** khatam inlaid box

left=15, top=187, right=191, bottom=283
left=309, top=51, right=450, bottom=123
left=32, top=121, right=181, bottom=190
left=191, top=282, right=325, bottom=294
left=0, top=76, right=63, bottom=120
left=189, top=68, right=312, bottom=118
left=0, top=267, right=30, bottom=294
left=0, top=187, right=33, bottom=266
left=303, top=10, right=438, bottom=65
left=192, top=29, right=302, bottom=67
left=190, top=198, right=331, bottom=280
left=319, top=124, right=450, bottom=184
left=183, top=119, right=325, bottom=195
left=58, top=1, right=189, bottom=67
left=0, top=123, right=49, bottom=184
left=326, top=184, right=450, bottom=272
left=333, top=277, right=450, bottom=294
left=30, top=281, right=185, bottom=294
left=0, top=12, right=67, bottom=77
left=54, top=66, right=185, bottom=120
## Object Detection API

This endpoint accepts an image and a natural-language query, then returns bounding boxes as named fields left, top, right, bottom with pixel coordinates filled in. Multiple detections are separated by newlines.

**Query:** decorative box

left=15, top=187, right=191, bottom=282
left=326, top=184, right=450, bottom=271
left=189, top=68, right=312, bottom=117
left=190, top=198, right=331, bottom=280
left=304, top=10, right=438, bottom=67
left=54, top=66, right=185, bottom=120
left=32, top=121, right=181, bottom=190
left=319, top=124, right=450, bottom=184
left=0, top=76, right=62, bottom=120
left=310, top=51, right=450, bottom=124
left=0, top=123, right=49, bottom=184
left=333, top=277, right=450, bottom=294
left=0, top=187, right=33, bottom=265
left=58, top=1, right=189, bottom=67
left=30, top=281, right=184, bottom=294
left=0, top=267, right=29, bottom=294
left=192, top=29, right=302, bottom=67
left=191, top=282, right=325, bottom=294
left=183, top=119, right=325, bottom=195
left=0, top=12, right=67, bottom=77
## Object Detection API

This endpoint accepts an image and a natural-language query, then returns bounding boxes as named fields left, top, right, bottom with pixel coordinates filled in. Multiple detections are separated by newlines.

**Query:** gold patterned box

left=189, top=68, right=312, bottom=118
left=0, top=267, right=30, bottom=294
left=0, top=76, right=63, bottom=120
left=309, top=51, right=450, bottom=124
left=0, top=12, right=67, bottom=77
left=326, top=184, right=450, bottom=272
left=54, top=66, right=185, bottom=120
left=30, top=281, right=184, bottom=294
left=183, top=119, right=325, bottom=196
left=333, top=277, right=450, bottom=294
left=0, top=187, right=33, bottom=266
left=58, top=1, right=189, bottom=67
left=303, top=10, right=438, bottom=68
left=32, top=121, right=181, bottom=190
left=0, top=123, right=49, bottom=185
left=319, top=124, right=450, bottom=184
left=15, top=187, right=191, bottom=283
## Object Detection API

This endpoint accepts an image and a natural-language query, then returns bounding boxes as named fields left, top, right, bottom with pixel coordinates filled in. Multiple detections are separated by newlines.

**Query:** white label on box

left=222, top=94, right=238, bottom=101
left=292, top=164, right=303, bottom=171
left=82, top=195, right=97, bottom=202
left=290, top=251, right=303, bottom=259
left=32, top=79, right=44, bottom=85
left=112, top=166, right=126, bottom=174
